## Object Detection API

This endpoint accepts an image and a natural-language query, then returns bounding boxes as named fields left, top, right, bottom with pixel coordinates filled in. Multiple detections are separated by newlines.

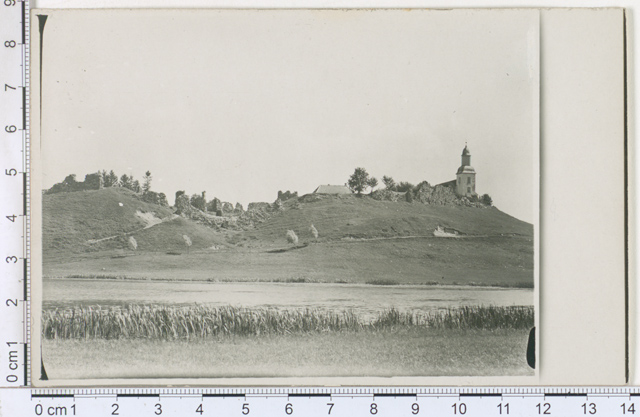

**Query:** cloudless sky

left=40, top=9, right=538, bottom=223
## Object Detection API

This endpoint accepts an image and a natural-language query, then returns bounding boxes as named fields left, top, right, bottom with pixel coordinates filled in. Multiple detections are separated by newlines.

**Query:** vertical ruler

left=0, top=0, right=29, bottom=388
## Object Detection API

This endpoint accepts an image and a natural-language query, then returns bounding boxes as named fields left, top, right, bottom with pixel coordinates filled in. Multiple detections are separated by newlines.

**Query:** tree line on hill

left=45, top=169, right=301, bottom=217
left=347, top=167, right=492, bottom=206
left=45, top=165, right=493, bottom=217
left=45, top=170, right=169, bottom=207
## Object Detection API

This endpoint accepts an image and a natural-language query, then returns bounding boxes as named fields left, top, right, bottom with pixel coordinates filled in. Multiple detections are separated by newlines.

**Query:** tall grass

left=42, top=305, right=533, bottom=340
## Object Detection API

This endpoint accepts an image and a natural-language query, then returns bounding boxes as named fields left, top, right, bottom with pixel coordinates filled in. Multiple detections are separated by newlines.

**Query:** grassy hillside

left=130, top=217, right=228, bottom=252
left=238, top=194, right=532, bottom=247
left=43, top=188, right=230, bottom=258
left=43, top=190, right=534, bottom=287
left=43, top=188, right=171, bottom=253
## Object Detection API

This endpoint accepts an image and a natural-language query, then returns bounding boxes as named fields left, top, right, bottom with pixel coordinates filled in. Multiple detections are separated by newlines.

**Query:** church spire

left=461, top=144, right=471, bottom=166
left=456, top=143, right=476, bottom=197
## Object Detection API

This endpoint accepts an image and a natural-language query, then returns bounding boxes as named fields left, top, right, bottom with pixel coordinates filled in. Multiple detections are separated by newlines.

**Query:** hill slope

left=43, top=188, right=225, bottom=257
left=43, top=190, right=533, bottom=287
left=236, top=194, right=532, bottom=247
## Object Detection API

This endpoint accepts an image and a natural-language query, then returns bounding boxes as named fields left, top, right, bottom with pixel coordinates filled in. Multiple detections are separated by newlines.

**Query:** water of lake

left=43, top=279, right=533, bottom=318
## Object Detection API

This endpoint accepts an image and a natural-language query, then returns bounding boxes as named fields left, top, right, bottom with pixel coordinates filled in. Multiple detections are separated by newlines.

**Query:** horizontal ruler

left=2, top=387, right=640, bottom=417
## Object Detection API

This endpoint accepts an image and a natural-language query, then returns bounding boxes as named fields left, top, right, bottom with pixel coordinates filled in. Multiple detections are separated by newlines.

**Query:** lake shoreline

left=43, top=276, right=533, bottom=289
left=43, top=279, right=534, bottom=316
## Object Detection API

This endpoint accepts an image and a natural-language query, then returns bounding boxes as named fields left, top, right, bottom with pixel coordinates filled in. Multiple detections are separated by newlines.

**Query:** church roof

left=457, top=165, right=476, bottom=175
left=436, top=179, right=457, bottom=189
left=462, top=145, right=471, bottom=156
left=313, top=185, right=352, bottom=194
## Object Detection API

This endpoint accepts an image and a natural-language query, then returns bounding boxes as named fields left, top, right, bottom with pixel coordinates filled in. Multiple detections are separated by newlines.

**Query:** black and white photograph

left=34, top=8, right=539, bottom=381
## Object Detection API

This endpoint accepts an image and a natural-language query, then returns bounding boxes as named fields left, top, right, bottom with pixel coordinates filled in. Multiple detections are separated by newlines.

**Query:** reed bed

left=42, top=305, right=533, bottom=340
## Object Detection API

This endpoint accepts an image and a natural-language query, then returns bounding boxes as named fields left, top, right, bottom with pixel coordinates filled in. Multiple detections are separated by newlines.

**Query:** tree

left=396, top=181, right=415, bottom=193
left=481, top=194, right=493, bottom=206
left=120, top=174, right=133, bottom=190
left=190, top=192, right=206, bottom=211
left=100, top=170, right=108, bottom=186
left=367, top=177, right=378, bottom=193
left=106, top=170, right=118, bottom=187
left=382, top=175, right=396, bottom=190
left=347, top=167, right=371, bottom=195
left=143, top=171, right=152, bottom=193
left=132, top=180, right=142, bottom=193
left=286, top=230, right=299, bottom=246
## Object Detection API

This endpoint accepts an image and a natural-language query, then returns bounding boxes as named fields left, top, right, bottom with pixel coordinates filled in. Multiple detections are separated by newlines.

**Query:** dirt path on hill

left=86, top=213, right=178, bottom=244
left=339, top=234, right=524, bottom=242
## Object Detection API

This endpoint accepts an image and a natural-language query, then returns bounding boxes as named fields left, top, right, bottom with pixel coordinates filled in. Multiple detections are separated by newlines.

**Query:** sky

left=40, top=9, right=538, bottom=223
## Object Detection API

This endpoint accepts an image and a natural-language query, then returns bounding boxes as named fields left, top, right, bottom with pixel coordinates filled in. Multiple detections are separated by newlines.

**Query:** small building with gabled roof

left=313, top=184, right=352, bottom=195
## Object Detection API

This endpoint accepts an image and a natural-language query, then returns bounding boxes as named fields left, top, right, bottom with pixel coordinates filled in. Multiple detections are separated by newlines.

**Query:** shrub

left=277, top=190, right=298, bottom=201
left=142, top=191, right=169, bottom=207
left=396, top=181, right=415, bottom=193
left=183, top=235, right=192, bottom=253
left=128, top=236, right=138, bottom=250
left=405, top=190, right=414, bottom=203
left=481, top=194, right=493, bottom=206
left=190, top=192, right=206, bottom=211
left=286, top=230, right=299, bottom=245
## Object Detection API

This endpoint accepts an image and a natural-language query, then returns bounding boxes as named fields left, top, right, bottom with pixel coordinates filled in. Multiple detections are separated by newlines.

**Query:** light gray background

left=39, top=9, right=537, bottom=224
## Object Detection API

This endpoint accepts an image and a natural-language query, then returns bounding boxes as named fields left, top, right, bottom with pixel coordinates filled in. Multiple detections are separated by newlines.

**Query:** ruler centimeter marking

left=23, top=0, right=31, bottom=389
left=1, top=387, right=640, bottom=417
left=0, top=0, right=29, bottom=388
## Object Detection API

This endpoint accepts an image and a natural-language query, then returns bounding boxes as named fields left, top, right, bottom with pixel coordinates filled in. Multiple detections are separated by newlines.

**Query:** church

left=438, top=144, right=477, bottom=198
left=455, top=145, right=476, bottom=197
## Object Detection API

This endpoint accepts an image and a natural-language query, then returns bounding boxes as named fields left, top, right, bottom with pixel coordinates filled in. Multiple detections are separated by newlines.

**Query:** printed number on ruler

left=0, top=390, right=631, bottom=417
left=0, top=0, right=28, bottom=388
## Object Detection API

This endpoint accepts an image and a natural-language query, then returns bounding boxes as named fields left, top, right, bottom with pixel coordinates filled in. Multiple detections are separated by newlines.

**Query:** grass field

left=42, top=328, right=533, bottom=379
left=44, top=236, right=533, bottom=287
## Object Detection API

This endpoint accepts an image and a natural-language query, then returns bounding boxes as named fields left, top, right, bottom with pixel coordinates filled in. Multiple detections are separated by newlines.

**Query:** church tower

left=456, top=144, right=476, bottom=197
